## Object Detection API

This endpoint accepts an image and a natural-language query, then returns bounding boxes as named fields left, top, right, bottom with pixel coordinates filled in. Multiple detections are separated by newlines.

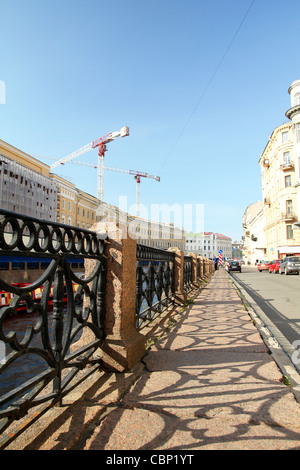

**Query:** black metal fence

left=136, top=244, right=176, bottom=329
left=183, top=255, right=193, bottom=292
left=0, top=209, right=107, bottom=447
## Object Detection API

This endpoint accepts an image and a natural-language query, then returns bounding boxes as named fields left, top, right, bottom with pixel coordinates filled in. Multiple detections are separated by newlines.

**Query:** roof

left=215, top=233, right=232, bottom=240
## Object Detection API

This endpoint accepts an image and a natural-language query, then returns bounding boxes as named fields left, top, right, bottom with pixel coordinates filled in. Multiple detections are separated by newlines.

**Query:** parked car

left=268, top=259, right=282, bottom=274
left=257, top=261, right=270, bottom=272
left=226, top=260, right=241, bottom=273
left=279, top=256, right=300, bottom=275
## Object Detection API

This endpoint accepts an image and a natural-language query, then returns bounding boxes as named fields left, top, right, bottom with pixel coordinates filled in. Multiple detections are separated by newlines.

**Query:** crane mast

left=49, top=126, right=129, bottom=201
left=104, top=166, right=160, bottom=217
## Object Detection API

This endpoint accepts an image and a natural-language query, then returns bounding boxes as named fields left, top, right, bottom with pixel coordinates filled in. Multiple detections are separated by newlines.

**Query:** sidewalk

left=6, top=269, right=300, bottom=450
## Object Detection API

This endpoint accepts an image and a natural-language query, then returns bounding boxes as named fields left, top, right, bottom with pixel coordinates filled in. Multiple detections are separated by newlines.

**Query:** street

left=228, top=266, right=300, bottom=367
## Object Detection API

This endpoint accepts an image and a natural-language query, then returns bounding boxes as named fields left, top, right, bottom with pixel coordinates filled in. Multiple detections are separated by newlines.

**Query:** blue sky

left=1, top=0, right=299, bottom=241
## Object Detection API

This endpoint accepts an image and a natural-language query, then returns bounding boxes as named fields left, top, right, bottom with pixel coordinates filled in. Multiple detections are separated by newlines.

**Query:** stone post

left=201, top=257, right=206, bottom=279
left=168, top=247, right=187, bottom=304
left=187, top=252, right=198, bottom=286
left=86, top=222, right=145, bottom=372
left=204, top=258, right=209, bottom=277
left=198, top=256, right=204, bottom=280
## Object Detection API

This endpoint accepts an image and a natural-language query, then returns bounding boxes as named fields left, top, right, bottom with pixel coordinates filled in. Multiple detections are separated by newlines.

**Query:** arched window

left=294, top=93, right=300, bottom=106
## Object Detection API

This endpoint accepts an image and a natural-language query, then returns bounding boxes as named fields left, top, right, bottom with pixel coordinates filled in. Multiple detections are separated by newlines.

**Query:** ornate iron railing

left=183, top=255, right=193, bottom=292
left=0, top=209, right=107, bottom=447
left=197, top=257, right=201, bottom=280
left=136, top=244, right=175, bottom=329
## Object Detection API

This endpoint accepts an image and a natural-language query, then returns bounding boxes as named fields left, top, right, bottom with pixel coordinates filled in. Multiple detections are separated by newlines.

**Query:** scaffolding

left=0, top=154, right=57, bottom=220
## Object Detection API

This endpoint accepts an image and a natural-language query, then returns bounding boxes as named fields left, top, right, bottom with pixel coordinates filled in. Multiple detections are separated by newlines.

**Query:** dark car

left=226, top=260, right=241, bottom=273
left=279, top=256, right=300, bottom=275
left=269, top=259, right=282, bottom=274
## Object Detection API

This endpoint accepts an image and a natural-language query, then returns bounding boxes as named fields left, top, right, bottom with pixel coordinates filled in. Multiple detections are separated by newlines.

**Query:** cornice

left=285, top=105, right=300, bottom=120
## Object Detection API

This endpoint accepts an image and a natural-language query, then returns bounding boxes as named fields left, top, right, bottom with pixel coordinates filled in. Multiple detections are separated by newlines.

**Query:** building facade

left=55, top=176, right=98, bottom=229
left=286, top=79, right=300, bottom=231
left=242, top=201, right=265, bottom=264
left=97, top=201, right=186, bottom=250
left=258, top=80, right=300, bottom=259
left=0, top=139, right=103, bottom=228
left=185, top=232, right=232, bottom=259
left=0, top=141, right=58, bottom=220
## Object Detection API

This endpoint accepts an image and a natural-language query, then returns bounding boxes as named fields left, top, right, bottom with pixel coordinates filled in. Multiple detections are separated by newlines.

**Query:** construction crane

left=49, top=126, right=129, bottom=200
left=31, top=154, right=160, bottom=217
left=104, top=166, right=160, bottom=217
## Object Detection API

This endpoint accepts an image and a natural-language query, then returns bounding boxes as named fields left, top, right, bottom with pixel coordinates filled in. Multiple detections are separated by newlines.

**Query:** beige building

left=286, top=79, right=300, bottom=231
left=242, top=201, right=264, bottom=264
left=97, top=201, right=185, bottom=250
left=55, top=176, right=98, bottom=229
left=258, top=80, right=300, bottom=259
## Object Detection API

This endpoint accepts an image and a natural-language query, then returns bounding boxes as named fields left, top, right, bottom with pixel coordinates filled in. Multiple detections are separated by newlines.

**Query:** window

left=295, top=93, right=300, bottom=106
left=296, top=123, right=300, bottom=143
left=287, top=225, right=293, bottom=239
left=282, top=131, right=289, bottom=143
left=286, top=199, right=293, bottom=215
left=285, top=175, right=292, bottom=187
left=284, top=151, right=291, bottom=164
left=68, top=201, right=71, bottom=211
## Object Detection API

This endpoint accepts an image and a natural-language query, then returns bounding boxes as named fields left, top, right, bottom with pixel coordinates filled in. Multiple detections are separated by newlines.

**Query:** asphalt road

left=229, top=265, right=300, bottom=363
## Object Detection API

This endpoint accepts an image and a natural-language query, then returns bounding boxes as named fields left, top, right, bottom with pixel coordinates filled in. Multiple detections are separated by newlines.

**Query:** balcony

left=285, top=104, right=300, bottom=120
left=280, top=161, right=294, bottom=171
left=281, top=211, right=297, bottom=222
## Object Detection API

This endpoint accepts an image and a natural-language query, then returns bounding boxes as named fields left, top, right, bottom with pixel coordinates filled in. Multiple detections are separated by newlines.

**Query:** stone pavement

left=6, top=269, right=300, bottom=450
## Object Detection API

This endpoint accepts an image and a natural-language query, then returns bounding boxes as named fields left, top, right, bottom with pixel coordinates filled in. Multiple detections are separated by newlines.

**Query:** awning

left=278, top=246, right=300, bottom=254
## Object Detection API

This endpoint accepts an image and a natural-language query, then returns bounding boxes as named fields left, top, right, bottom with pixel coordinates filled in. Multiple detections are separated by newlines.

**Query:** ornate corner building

left=258, top=80, right=300, bottom=260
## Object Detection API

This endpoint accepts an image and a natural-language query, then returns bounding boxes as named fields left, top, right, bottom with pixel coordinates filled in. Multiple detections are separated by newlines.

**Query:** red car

left=268, top=259, right=282, bottom=274
left=257, top=261, right=270, bottom=272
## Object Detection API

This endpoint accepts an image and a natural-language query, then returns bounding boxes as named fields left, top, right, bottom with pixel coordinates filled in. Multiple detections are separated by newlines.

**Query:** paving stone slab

left=121, top=370, right=300, bottom=427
